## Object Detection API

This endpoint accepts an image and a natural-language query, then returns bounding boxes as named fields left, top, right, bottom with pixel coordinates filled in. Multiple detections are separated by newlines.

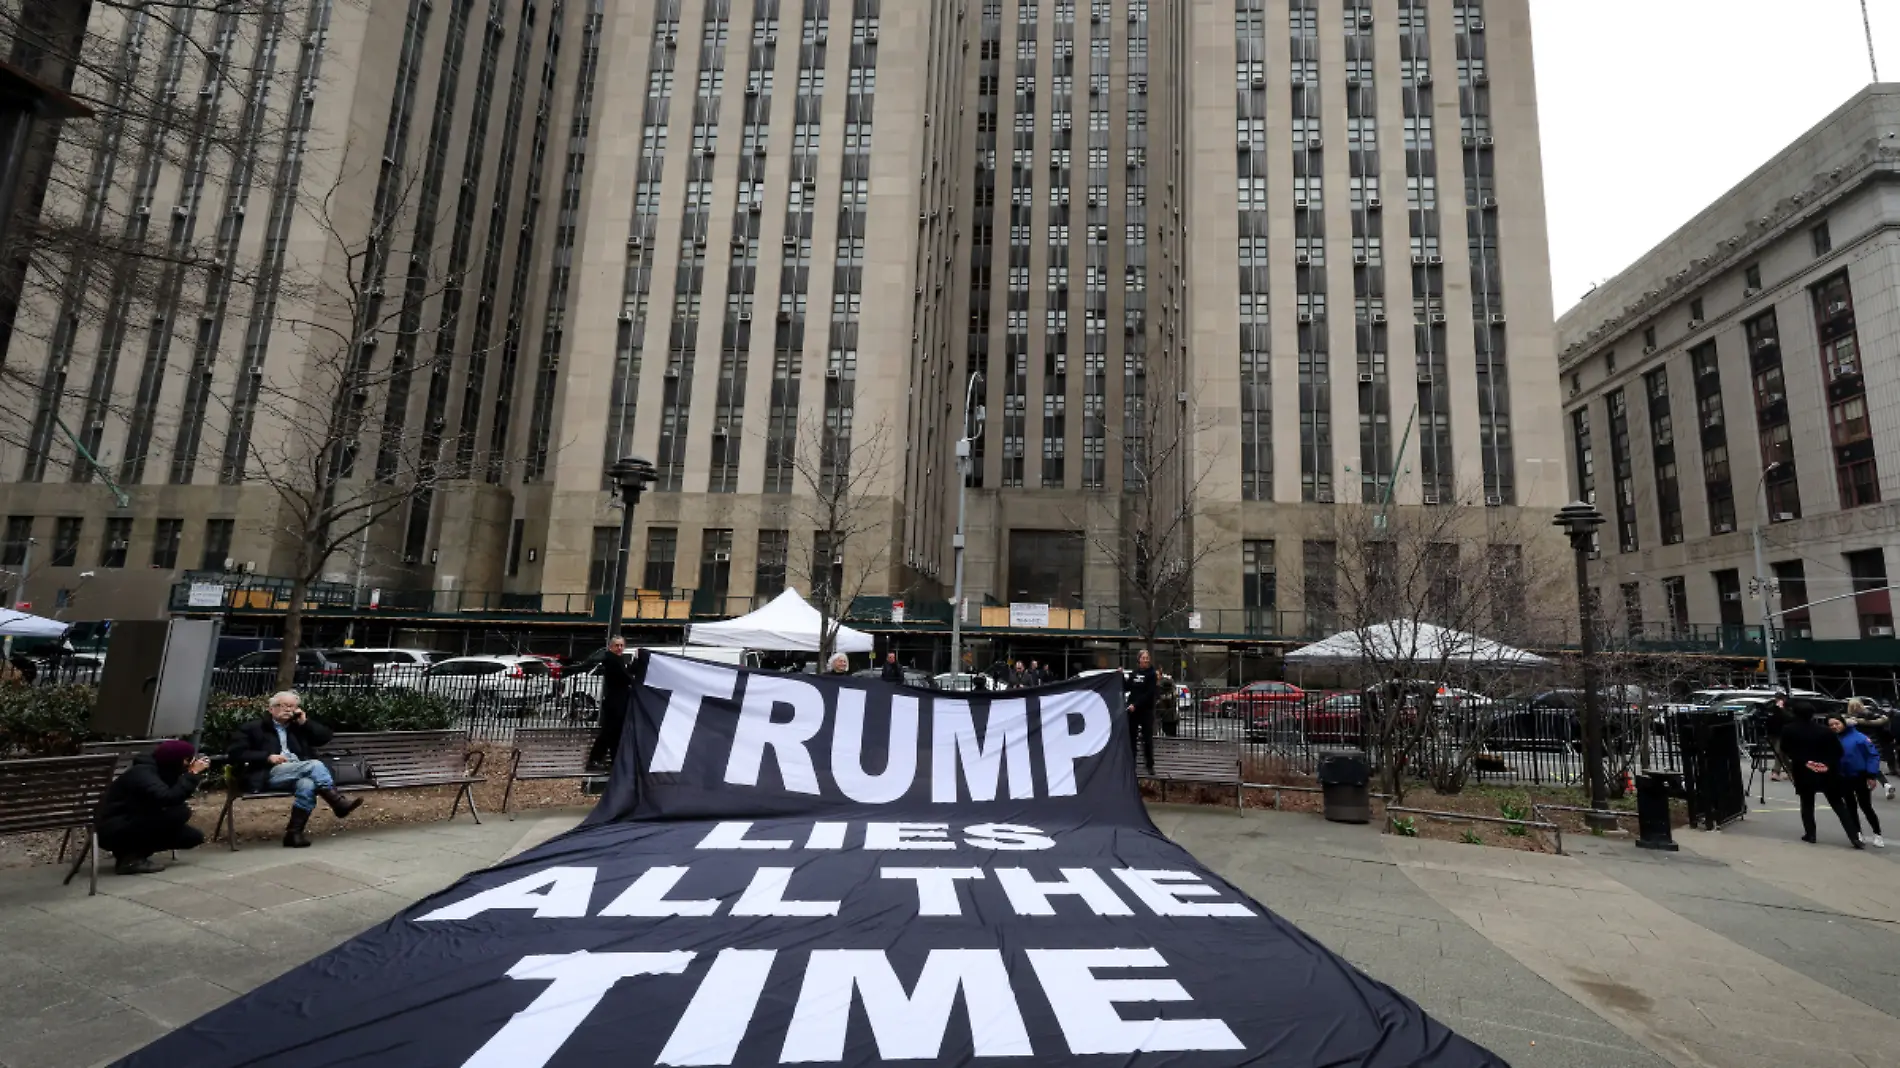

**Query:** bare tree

left=1073, top=385, right=1227, bottom=650
left=213, top=162, right=491, bottom=690
left=783, top=416, right=895, bottom=664
left=1310, top=490, right=1570, bottom=803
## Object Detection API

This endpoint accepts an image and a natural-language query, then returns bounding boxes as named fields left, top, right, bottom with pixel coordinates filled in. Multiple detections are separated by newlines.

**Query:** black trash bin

left=1634, top=771, right=1681, bottom=851
left=1317, top=749, right=1371, bottom=824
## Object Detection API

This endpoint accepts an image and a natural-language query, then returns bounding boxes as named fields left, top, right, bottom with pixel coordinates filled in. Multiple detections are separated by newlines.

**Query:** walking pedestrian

left=1847, top=698, right=1896, bottom=799
left=1782, top=708, right=1860, bottom=847
left=586, top=636, right=637, bottom=771
left=1831, top=713, right=1884, bottom=847
left=1127, top=649, right=1159, bottom=777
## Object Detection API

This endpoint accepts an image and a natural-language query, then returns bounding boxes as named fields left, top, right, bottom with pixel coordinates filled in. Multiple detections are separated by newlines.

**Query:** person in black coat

left=587, top=635, right=638, bottom=770
left=99, top=741, right=209, bottom=874
left=1127, top=649, right=1159, bottom=777
left=1781, top=708, right=1860, bottom=847
left=880, top=651, right=904, bottom=683
left=228, top=691, right=363, bottom=848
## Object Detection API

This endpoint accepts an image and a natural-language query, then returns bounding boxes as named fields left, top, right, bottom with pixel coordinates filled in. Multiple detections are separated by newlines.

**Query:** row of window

left=1617, top=547, right=1892, bottom=641
left=0, top=515, right=232, bottom=572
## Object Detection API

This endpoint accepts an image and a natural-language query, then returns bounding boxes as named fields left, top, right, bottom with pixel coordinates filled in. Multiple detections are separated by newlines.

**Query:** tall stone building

left=1558, top=85, right=1900, bottom=651
left=0, top=0, right=1567, bottom=651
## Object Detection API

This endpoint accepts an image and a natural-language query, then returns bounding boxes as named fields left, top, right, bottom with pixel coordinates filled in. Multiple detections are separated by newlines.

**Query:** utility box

left=1317, top=748, right=1372, bottom=824
left=92, top=619, right=219, bottom=739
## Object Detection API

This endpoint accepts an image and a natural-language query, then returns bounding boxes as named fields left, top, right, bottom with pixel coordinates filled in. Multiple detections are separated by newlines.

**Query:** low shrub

left=0, top=682, right=95, bottom=756
left=198, top=688, right=457, bottom=753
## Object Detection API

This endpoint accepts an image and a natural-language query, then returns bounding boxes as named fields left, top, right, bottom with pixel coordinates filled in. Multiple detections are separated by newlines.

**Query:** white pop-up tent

left=1284, top=619, right=1549, bottom=668
left=685, top=587, right=875, bottom=653
left=0, top=608, right=71, bottom=639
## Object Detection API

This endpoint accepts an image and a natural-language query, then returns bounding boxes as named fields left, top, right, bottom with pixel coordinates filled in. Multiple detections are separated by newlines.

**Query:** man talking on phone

left=229, top=691, right=362, bottom=848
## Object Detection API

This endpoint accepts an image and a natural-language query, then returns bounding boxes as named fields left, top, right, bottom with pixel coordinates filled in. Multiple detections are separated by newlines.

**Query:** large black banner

left=117, top=655, right=1504, bottom=1067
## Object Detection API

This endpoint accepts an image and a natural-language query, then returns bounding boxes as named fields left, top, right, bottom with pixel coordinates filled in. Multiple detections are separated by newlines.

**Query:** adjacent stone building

left=1557, top=85, right=1900, bottom=649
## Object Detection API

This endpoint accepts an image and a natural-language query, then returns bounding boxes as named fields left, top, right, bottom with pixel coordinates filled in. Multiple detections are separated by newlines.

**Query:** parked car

left=397, top=655, right=558, bottom=716
left=1202, top=680, right=1307, bottom=719
left=211, top=648, right=355, bottom=695
left=328, top=648, right=455, bottom=686
left=852, top=667, right=938, bottom=689
left=1249, top=698, right=1365, bottom=745
left=933, top=672, right=1001, bottom=692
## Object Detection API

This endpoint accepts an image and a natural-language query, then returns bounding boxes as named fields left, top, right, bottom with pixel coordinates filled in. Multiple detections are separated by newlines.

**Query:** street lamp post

left=604, top=457, right=658, bottom=641
left=949, top=373, right=985, bottom=683
left=1554, top=501, right=1615, bottom=830
left=1751, top=461, right=1783, bottom=690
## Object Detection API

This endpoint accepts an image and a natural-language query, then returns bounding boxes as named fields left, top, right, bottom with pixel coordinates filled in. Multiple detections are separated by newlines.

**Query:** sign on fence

left=1008, top=601, right=1049, bottom=628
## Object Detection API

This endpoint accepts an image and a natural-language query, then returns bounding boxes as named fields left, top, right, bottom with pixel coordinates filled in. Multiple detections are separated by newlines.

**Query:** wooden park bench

left=503, top=727, right=606, bottom=818
left=0, top=755, right=120, bottom=895
left=211, top=729, right=486, bottom=850
left=1144, top=738, right=1245, bottom=809
left=80, top=738, right=171, bottom=775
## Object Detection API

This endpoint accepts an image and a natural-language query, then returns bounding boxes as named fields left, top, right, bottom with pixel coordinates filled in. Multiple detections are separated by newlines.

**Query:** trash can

left=1634, top=771, right=1680, bottom=851
left=1317, top=749, right=1371, bottom=824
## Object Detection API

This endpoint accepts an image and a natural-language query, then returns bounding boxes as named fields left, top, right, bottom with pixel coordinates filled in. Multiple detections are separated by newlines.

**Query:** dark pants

left=588, top=691, right=629, bottom=767
left=99, top=806, right=205, bottom=860
left=1849, top=779, right=1882, bottom=835
left=1129, top=704, right=1156, bottom=774
left=1796, top=781, right=1858, bottom=843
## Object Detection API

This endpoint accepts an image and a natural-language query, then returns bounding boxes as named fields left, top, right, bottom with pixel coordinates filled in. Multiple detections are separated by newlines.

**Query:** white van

left=559, top=644, right=755, bottom=719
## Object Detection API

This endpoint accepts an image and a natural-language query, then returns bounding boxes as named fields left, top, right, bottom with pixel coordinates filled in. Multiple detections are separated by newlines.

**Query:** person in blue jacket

left=1830, top=713, right=1884, bottom=848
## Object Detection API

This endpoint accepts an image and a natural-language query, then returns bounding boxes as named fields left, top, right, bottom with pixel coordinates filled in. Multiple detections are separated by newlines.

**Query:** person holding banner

left=1128, top=649, right=1159, bottom=776
left=586, top=636, right=637, bottom=771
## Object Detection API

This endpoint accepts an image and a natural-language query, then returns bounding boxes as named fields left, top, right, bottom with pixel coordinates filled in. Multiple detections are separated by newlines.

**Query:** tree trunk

left=276, top=574, right=310, bottom=691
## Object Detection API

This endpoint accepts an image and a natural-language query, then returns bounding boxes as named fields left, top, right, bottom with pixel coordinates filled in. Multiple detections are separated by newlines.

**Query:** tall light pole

left=605, top=457, right=657, bottom=641
left=1555, top=501, right=1615, bottom=830
left=949, top=372, right=984, bottom=681
left=1751, top=461, right=1783, bottom=690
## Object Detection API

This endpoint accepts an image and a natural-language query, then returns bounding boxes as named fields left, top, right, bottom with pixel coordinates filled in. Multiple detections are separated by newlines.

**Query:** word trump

left=642, top=657, right=1114, bottom=802
left=417, top=863, right=1258, bottom=922
left=461, top=947, right=1245, bottom=1068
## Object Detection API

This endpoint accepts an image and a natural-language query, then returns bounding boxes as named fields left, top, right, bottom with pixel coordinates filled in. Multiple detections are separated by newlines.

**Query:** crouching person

left=99, top=740, right=209, bottom=874
left=228, top=691, right=362, bottom=848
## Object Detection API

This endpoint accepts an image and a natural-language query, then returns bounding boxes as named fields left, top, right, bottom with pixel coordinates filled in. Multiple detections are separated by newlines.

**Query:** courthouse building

left=0, top=0, right=1567, bottom=654
left=1558, top=85, right=1900, bottom=657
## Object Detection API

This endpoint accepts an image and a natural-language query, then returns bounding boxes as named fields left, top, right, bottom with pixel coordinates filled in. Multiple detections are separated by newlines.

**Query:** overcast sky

left=1531, top=0, right=1898, bottom=315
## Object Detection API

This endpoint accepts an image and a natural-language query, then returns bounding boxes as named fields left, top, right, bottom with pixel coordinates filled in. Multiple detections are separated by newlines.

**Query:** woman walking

left=1781, top=707, right=1860, bottom=847
left=1831, top=712, right=1885, bottom=848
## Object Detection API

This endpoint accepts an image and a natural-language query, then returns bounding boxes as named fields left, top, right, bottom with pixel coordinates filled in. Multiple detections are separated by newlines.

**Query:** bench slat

left=0, top=756, right=119, bottom=835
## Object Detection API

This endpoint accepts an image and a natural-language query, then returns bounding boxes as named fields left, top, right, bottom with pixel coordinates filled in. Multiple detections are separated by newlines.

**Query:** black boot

left=114, top=854, right=165, bottom=875
left=318, top=787, right=363, bottom=819
left=283, top=806, right=313, bottom=848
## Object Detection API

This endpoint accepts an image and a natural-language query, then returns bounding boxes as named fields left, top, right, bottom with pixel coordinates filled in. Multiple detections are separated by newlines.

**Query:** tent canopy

left=1284, top=619, right=1549, bottom=667
left=0, top=609, right=70, bottom=639
left=685, top=587, right=875, bottom=653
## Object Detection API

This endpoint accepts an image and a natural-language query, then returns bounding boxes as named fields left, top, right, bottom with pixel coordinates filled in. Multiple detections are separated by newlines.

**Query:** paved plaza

left=0, top=781, right=1896, bottom=1067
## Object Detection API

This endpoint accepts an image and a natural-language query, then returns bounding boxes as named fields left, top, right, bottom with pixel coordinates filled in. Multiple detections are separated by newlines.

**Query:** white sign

left=891, top=600, right=904, bottom=623
left=370, top=588, right=382, bottom=609
left=1010, top=602, right=1050, bottom=628
left=187, top=582, right=226, bottom=609
left=1188, top=612, right=1203, bottom=631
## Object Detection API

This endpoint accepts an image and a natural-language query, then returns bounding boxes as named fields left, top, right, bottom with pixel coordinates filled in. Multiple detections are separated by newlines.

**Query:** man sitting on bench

left=228, top=691, right=363, bottom=848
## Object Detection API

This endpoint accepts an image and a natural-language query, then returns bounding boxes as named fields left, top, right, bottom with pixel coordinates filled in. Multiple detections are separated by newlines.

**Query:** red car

left=1202, top=680, right=1308, bottom=719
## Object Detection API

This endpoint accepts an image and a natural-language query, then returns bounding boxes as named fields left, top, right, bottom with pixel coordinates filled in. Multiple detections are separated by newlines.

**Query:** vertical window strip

left=220, top=0, right=339, bottom=483
left=1235, top=0, right=1267, bottom=500
left=709, top=0, right=779, bottom=494
left=524, top=0, right=605, bottom=480
left=169, top=4, right=291, bottom=485
left=822, top=0, right=876, bottom=489
left=1121, top=0, right=1147, bottom=484
left=964, top=0, right=1000, bottom=490
left=487, top=0, right=570, bottom=481
left=654, top=0, right=732, bottom=492
left=1291, top=0, right=1328, bottom=502
left=457, top=0, right=541, bottom=470
left=762, top=0, right=828, bottom=494
left=603, top=0, right=682, bottom=483
left=401, top=0, right=483, bottom=563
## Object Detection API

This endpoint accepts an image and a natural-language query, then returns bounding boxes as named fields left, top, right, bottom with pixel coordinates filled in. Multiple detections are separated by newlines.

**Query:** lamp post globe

left=1552, top=501, right=1614, bottom=829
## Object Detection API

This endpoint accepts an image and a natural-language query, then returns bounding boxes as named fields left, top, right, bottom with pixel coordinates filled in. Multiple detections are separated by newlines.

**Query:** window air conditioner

left=783, top=236, right=799, bottom=248
left=1643, top=345, right=1657, bottom=355
left=1430, top=313, right=1446, bottom=324
left=1417, top=74, right=1433, bottom=87
left=1366, top=197, right=1382, bottom=209
left=1485, top=495, right=1503, bottom=506
left=1316, top=489, right=1335, bottom=503
left=1307, top=137, right=1323, bottom=150
left=1251, top=75, right=1265, bottom=89
left=1358, top=372, right=1374, bottom=384
left=664, top=365, right=681, bottom=378
left=1371, top=312, right=1387, bottom=324
left=1412, top=255, right=1428, bottom=266
left=1296, top=253, right=1311, bottom=265
left=1354, top=254, right=1368, bottom=266
left=737, top=312, right=752, bottom=322
left=1871, top=626, right=1895, bottom=637
left=825, top=367, right=841, bottom=378
left=1688, top=318, right=1705, bottom=329
left=1469, top=20, right=1485, bottom=32
left=1417, top=372, right=1434, bottom=384
left=1481, top=196, right=1498, bottom=208
left=1489, top=313, right=1507, bottom=324
left=1745, top=286, right=1762, bottom=298
left=1297, top=313, right=1314, bottom=324
left=1428, top=255, right=1443, bottom=265
left=713, top=551, right=731, bottom=562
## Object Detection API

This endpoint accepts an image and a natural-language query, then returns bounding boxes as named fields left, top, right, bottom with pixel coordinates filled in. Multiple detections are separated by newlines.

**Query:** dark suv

left=211, top=648, right=355, bottom=696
